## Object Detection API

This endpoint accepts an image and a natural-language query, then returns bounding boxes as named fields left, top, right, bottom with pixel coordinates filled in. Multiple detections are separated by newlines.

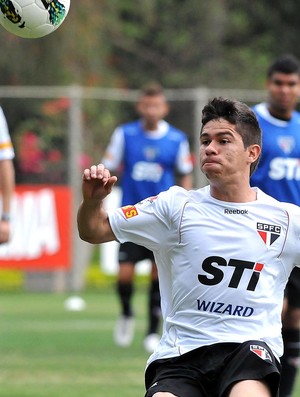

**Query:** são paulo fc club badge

left=278, top=136, right=295, bottom=155
left=250, top=345, right=272, bottom=362
left=257, top=222, right=281, bottom=246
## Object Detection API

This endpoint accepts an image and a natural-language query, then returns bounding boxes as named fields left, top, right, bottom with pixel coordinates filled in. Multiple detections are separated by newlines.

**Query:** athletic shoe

left=113, top=315, right=135, bottom=347
left=143, top=333, right=160, bottom=353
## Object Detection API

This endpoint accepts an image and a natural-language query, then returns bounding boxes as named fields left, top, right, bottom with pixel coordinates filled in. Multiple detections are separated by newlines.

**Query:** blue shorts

left=145, top=340, right=281, bottom=397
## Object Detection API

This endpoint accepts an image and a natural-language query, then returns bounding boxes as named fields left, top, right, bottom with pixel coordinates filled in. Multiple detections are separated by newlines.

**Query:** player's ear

left=135, top=99, right=143, bottom=115
left=163, top=102, right=170, bottom=116
left=248, top=144, right=261, bottom=165
left=265, top=78, right=272, bottom=91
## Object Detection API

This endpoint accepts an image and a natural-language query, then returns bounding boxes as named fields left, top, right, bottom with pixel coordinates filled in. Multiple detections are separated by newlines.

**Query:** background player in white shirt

left=77, top=97, right=300, bottom=397
left=0, top=106, right=15, bottom=243
left=102, top=83, right=193, bottom=353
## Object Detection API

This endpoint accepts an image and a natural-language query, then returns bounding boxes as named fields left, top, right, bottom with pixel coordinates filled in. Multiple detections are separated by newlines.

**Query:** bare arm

left=77, top=164, right=118, bottom=244
left=0, top=159, right=15, bottom=243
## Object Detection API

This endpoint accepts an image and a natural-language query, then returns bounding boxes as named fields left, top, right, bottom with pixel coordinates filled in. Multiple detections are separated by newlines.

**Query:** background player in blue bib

left=251, top=54, right=300, bottom=397
left=102, top=83, right=193, bottom=353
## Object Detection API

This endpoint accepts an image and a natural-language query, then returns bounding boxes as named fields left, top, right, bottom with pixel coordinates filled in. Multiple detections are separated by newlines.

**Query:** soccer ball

left=0, top=0, right=70, bottom=39
left=64, top=296, right=86, bottom=311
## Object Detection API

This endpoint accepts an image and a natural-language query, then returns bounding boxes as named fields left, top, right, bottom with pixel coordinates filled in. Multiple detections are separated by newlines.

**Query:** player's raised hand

left=82, top=164, right=118, bottom=201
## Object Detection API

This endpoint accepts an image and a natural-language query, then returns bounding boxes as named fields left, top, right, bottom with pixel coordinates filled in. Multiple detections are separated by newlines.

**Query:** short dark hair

left=201, top=97, right=262, bottom=175
left=267, top=54, right=300, bottom=78
left=140, top=82, right=165, bottom=97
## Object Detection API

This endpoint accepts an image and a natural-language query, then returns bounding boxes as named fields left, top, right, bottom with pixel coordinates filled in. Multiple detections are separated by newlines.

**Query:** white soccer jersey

left=0, top=107, right=14, bottom=160
left=108, top=185, right=300, bottom=366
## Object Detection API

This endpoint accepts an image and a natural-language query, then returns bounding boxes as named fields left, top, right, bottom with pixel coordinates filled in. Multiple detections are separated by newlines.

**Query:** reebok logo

left=224, top=208, right=248, bottom=214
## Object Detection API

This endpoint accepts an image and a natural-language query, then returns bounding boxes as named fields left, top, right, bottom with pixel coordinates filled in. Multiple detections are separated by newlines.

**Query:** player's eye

left=273, top=79, right=284, bottom=86
left=288, top=82, right=298, bottom=88
left=200, top=140, right=210, bottom=146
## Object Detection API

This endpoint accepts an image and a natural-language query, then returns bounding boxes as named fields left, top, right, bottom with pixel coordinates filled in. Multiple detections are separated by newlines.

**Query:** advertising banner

left=0, top=185, right=72, bottom=270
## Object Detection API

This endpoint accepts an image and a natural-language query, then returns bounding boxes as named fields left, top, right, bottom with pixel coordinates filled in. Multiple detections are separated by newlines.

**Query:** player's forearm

left=0, top=160, right=15, bottom=214
left=77, top=198, right=114, bottom=244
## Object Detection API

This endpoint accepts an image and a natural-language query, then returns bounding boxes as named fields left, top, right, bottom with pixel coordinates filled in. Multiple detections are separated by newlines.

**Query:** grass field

left=0, top=286, right=150, bottom=397
left=1, top=285, right=300, bottom=397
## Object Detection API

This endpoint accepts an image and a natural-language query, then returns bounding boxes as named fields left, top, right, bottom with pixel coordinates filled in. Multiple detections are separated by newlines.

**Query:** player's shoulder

left=165, top=122, right=188, bottom=141
left=252, top=102, right=264, bottom=113
left=120, top=120, right=141, bottom=136
left=155, top=185, right=209, bottom=207
left=134, top=186, right=188, bottom=221
left=257, top=188, right=300, bottom=215
left=252, top=103, right=270, bottom=121
left=153, top=185, right=188, bottom=204
left=253, top=103, right=300, bottom=127
left=279, top=201, right=300, bottom=234
left=292, top=109, right=300, bottom=121
left=141, top=186, right=188, bottom=211
left=278, top=201, right=300, bottom=216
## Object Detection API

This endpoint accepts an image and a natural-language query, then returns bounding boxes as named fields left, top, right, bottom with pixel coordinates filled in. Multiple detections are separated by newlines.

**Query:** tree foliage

left=2, top=0, right=300, bottom=179
left=1, top=0, right=300, bottom=89
left=102, top=0, right=228, bottom=88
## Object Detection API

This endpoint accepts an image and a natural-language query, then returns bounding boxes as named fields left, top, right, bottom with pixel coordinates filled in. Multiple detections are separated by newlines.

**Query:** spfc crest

left=143, top=146, right=158, bottom=161
left=257, top=222, right=281, bottom=246
left=278, top=136, right=295, bottom=155
left=250, top=344, right=272, bottom=362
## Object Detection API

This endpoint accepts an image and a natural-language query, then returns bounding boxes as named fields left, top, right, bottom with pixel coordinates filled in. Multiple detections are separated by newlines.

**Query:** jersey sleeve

left=282, top=202, right=300, bottom=268
left=0, top=107, right=14, bottom=160
left=108, top=186, right=186, bottom=250
left=101, top=127, right=124, bottom=170
left=175, top=138, right=193, bottom=175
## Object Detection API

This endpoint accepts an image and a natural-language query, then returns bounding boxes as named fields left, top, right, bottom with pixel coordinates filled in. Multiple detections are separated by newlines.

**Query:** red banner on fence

left=0, top=185, right=72, bottom=270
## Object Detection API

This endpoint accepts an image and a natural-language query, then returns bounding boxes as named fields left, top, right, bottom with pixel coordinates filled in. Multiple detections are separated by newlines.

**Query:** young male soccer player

left=251, top=54, right=300, bottom=397
left=78, top=97, right=300, bottom=397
